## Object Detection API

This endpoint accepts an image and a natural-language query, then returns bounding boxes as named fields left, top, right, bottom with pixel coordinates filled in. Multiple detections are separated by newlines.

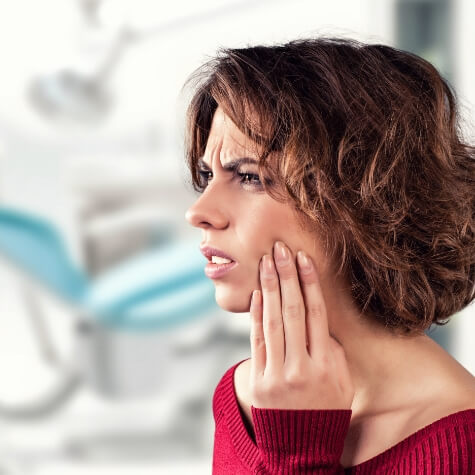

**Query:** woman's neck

left=325, top=287, right=440, bottom=419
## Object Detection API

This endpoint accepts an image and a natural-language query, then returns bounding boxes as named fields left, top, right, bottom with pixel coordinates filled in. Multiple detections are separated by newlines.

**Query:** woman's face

left=185, top=107, right=332, bottom=313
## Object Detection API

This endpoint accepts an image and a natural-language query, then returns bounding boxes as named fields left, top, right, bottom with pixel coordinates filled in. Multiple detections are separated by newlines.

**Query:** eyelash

left=197, top=169, right=263, bottom=189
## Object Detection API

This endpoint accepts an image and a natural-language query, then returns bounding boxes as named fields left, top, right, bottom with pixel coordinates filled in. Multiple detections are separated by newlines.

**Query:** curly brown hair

left=182, top=37, right=475, bottom=336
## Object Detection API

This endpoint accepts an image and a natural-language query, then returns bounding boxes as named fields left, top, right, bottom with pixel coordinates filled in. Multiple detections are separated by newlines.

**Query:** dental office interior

left=0, top=0, right=473, bottom=474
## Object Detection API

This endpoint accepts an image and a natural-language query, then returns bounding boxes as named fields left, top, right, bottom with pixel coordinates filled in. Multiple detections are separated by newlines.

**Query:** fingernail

left=261, top=254, right=274, bottom=275
left=274, top=241, right=289, bottom=264
left=297, top=250, right=312, bottom=273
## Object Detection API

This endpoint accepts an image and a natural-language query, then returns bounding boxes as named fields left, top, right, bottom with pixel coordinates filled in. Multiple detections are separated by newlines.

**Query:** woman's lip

left=200, top=245, right=235, bottom=262
left=204, top=261, right=238, bottom=279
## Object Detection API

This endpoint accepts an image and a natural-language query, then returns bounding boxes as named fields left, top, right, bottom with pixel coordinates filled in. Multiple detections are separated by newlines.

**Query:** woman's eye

left=197, top=169, right=263, bottom=188
left=237, top=172, right=262, bottom=186
left=198, top=169, right=212, bottom=185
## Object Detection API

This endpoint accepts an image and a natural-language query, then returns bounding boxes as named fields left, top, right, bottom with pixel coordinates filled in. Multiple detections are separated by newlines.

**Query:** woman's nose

left=185, top=185, right=229, bottom=230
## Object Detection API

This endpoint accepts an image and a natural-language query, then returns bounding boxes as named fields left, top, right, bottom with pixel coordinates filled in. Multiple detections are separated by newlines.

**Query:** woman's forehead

left=203, top=107, right=259, bottom=163
left=209, top=107, right=246, bottom=142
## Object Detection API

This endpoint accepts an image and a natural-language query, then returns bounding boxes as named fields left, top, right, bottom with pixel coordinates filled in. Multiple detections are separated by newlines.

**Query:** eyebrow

left=197, top=157, right=258, bottom=172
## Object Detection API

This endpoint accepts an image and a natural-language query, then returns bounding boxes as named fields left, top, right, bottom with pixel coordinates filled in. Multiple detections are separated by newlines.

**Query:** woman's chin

left=214, top=285, right=253, bottom=313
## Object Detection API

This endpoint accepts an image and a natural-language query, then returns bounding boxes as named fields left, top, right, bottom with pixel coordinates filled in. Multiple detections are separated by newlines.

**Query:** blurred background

left=0, top=0, right=473, bottom=473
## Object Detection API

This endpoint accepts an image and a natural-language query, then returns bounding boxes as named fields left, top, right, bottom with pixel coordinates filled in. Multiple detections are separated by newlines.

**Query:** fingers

left=249, top=290, right=266, bottom=377
left=296, top=250, right=330, bottom=357
left=251, top=241, right=331, bottom=376
left=273, top=241, right=308, bottom=364
left=259, top=254, right=285, bottom=370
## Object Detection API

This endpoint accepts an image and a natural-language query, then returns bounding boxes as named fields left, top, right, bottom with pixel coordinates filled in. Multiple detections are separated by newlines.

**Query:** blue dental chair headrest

left=0, top=207, right=218, bottom=331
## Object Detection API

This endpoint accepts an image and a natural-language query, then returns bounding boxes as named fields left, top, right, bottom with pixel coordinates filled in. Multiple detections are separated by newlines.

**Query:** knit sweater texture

left=212, top=358, right=474, bottom=474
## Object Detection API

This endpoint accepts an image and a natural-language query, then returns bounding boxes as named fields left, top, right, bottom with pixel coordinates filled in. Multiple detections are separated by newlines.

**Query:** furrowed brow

left=198, top=157, right=258, bottom=172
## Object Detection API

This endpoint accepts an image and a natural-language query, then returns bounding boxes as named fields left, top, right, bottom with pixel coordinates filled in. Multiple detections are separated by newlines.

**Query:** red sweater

left=212, top=358, right=474, bottom=474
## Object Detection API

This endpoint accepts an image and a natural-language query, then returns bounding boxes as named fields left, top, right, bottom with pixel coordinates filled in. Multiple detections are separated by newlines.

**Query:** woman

left=183, top=37, right=474, bottom=473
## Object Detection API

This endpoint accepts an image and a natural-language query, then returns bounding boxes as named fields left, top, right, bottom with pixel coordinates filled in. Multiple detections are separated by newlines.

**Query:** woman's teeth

left=211, top=256, right=233, bottom=264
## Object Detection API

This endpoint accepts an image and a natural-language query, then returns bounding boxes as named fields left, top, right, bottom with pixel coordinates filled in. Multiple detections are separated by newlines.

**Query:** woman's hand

left=249, top=240, right=354, bottom=410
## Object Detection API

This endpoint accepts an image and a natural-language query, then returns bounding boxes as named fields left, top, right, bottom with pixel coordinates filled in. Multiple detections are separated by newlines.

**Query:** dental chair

left=0, top=205, right=223, bottom=428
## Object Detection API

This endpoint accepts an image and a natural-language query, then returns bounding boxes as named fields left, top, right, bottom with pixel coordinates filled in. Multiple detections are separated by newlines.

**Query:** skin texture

left=185, top=107, right=475, bottom=467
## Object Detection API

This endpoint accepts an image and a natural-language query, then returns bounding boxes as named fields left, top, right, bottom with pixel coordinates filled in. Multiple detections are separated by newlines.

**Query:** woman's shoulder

left=406, top=379, right=475, bottom=436
left=342, top=348, right=475, bottom=468
left=398, top=348, right=475, bottom=437
left=341, top=392, right=474, bottom=468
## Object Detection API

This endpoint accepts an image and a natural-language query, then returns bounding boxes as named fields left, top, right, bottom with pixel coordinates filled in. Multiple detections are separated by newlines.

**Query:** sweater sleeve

left=251, top=406, right=352, bottom=474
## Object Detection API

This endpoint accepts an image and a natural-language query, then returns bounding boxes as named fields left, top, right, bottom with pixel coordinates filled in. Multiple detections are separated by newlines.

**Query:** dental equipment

left=0, top=206, right=219, bottom=419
